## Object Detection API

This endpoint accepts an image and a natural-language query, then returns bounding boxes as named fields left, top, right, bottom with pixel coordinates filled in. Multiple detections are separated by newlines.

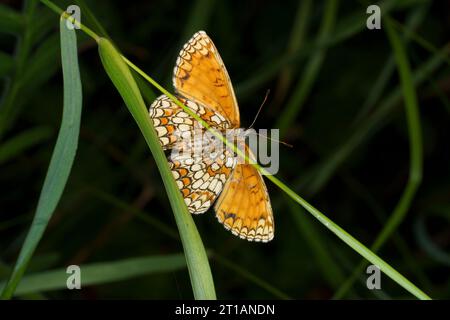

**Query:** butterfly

left=149, top=31, right=274, bottom=242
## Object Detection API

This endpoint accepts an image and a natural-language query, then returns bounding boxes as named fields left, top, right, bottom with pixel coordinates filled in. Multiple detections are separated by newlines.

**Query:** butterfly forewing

left=173, top=31, right=240, bottom=128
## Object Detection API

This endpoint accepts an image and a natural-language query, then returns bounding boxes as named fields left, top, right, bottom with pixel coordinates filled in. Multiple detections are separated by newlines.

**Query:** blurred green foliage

left=0, top=0, right=449, bottom=299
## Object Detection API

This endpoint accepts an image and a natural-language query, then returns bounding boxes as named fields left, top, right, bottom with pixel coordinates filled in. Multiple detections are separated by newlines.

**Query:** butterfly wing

left=149, top=94, right=231, bottom=149
left=214, top=163, right=274, bottom=242
left=149, top=95, right=236, bottom=214
left=170, top=140, right=236, bottom=214
left=173, top=31, right=240, bottom=128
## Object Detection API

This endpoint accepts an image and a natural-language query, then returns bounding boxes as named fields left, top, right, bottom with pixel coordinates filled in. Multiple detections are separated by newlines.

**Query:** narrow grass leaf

left=0, top=51, right=14, bottom=77
left=212, top=253, right=292, bottom=300
left=415, top=216, right=450, bottom=267
left=182, top=0, right=216, bottom=41
left=0, top=254, right=186, bottom=295
left=0, top=16, right=82, bottom=299
left=274, top=0, right=312, bottom=104
left=0, top=4, right=24, bottom=34
left=334, top=18, right=424, bottom=298
left=372, top=18, right=423, bottom=249
left=307, top=43, right=447, bottom=195
left=0, top=126, right=52, bottom=165
left=265, top=173, right=430, bottom=300
left=74, top=0, right=109, bottom=38
left=276, top=0, right=339, bottom=135
left=97, top=38, right=216, bottom=300
left=289, top=202, right=346, bottom=290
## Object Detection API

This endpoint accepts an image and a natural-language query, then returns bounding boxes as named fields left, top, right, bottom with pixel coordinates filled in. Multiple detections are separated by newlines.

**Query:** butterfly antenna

left=249, top=89, right=271, bottom=129
left=255, top=132, right=293, bottom=148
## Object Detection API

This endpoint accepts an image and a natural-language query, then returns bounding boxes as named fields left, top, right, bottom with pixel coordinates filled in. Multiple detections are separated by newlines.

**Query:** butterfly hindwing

left=170, top=139, right=236, bottom=214
left=214, top=163, right=274, bottom=242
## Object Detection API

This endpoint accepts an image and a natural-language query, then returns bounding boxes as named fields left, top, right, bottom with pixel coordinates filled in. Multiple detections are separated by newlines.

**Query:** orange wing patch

left=173, top=31, right=240, bottom=128
left=214, top=163, right=274, bottom=242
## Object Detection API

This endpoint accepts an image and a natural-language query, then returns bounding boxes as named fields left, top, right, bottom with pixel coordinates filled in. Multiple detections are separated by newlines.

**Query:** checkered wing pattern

left=170, top=142, right=236, bottom=214
left=149, top=94, right=231, bottom=150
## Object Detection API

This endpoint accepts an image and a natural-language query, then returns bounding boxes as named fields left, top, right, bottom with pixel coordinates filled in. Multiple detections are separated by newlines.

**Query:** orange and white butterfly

left=149, top=31, right=274, bottom=242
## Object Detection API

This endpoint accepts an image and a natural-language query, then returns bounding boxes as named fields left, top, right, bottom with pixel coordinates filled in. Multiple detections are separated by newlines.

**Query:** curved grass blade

left=0, top=51, right=14, bottom=77
left=307, top=42, right=448, bottom=195
left=0, top=1, right=38, bottom=139
left=0, top=254, right=186, bottom=296
left=0, top=4, right=24, bottom=34
left=353, top=5, right=429, bottom=124
left=97, top=38, right=216, bottom=300
left=0, top=16, right=82, bottom=299
left=333, top=8, right=426, bottom=299
left=182, top=0, right=216, bottom=41
left=274, top=0, right=312, bottom=105
left=90, top=188, right=291, bottom=299
left=0, top=126, right=52, bottom=165
left=211, top=253, right=292, bottom=300
left=415, top=214, right=450, bottom=267
left=74, top=0, right=109, bottom=38
left=289, top=202, right=346, bottom=290
left=276, top=0, right=339, bottom=136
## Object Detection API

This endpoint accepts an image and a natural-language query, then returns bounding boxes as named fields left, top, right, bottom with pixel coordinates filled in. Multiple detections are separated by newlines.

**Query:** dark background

left=0, top=0, right=449, bottom=299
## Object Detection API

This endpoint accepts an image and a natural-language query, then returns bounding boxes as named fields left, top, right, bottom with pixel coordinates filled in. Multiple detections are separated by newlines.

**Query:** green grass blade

left=289, top=202, right=346, bottom=290
left=0, top=16, right=82, bottom=299
left=353, top=5, right=429, bottom=124
left=182, top=0, right=216, bottom=41
left=386, top=16, right=450, bottom=67
left=0, top=254, right=186, bottom=295
left=89, top=187, right=291, bottom=299
left=276, top=0, right=339, bottom=136
left=0, top=51, right=14, bottom=77
left=133, top=71, right=158, bottom=104
left=235, top=0, right=398, bottom=98
left=333, top=7, right=427, bottom=298
left=415, top=215, right=450, bottom=267
left=0, top=2, right=38, bottom=139
left=307, top=43, right=447, bottom=195
left=0, top=126, right=52, bottom=165
left=274, top=0, right=312, bottom=104
left=212, top=253, right=292, bottom=300
left=0, top=4, right=24, bottom=34
left=97, top=38, right=216, bottom=300
left=373, top=16, right=423, bottom=253
left=74, top=0, right=109, bottom=38
left=264, top=174, right=430, bottom=300
left=88, top=187, right=180, bottom=240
